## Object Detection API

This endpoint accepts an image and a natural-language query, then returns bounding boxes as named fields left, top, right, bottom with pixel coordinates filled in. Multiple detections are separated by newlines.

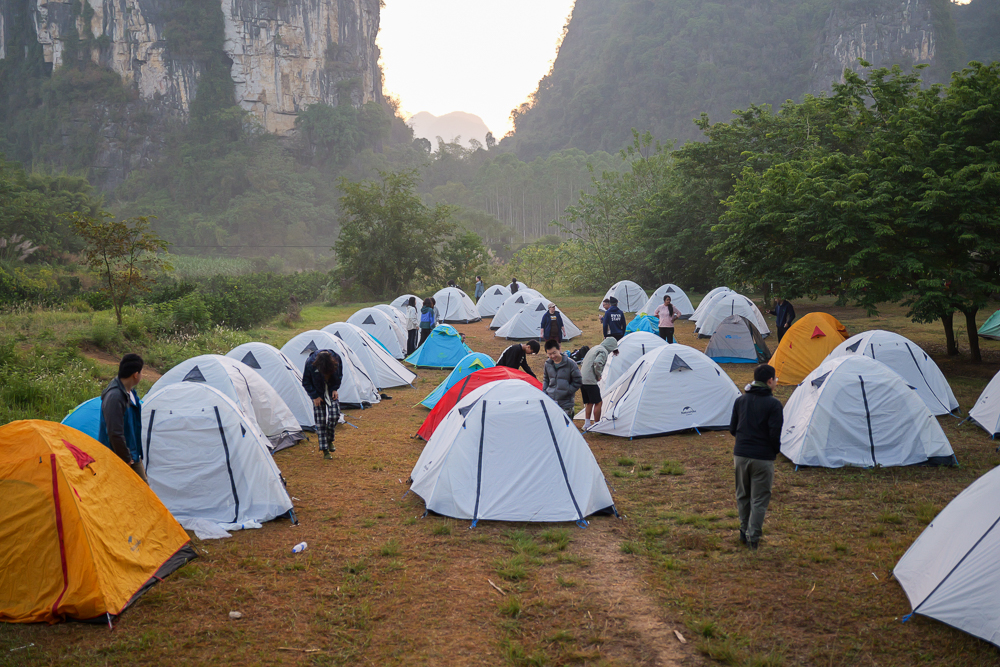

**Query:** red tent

left=415, top=366, right=542, bottom=440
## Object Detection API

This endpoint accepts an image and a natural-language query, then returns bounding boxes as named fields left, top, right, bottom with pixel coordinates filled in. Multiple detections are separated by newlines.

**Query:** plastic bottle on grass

left=292, top=542, right=307, bottom=553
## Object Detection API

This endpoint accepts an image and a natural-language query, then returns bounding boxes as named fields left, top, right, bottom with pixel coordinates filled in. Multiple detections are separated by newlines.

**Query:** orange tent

left=769, top=313, right=849, bottom=385
left=0, top=420, right=195, bottom=624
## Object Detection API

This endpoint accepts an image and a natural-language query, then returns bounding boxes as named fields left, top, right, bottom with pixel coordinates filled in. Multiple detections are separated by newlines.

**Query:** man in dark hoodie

left=601, top=297, right=627, bottom=340
left=769, top=297, right=796, bottom=341
left=729, top=364, right=783, bottom=550
left=99, top=353, right=146, bottom=481
left=497, top=340, right=540, bottom=378
left=302, top=349, right=343, bottom=459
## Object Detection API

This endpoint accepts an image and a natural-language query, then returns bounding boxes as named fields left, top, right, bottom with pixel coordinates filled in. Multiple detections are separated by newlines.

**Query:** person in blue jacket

left=539, top=302, right=566, bottom=343
left=99, top=353, right=146, bottom=481
left=302, top=349, right=343, bottom=459
left=601, top=297, right=627, bottom=340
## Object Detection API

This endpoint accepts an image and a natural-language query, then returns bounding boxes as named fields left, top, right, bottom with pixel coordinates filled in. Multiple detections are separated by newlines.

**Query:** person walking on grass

left=769, top=297, right=796, bottom=341
left=653, top=294, right=682, bottom=343
left=602, top=297, right=627, bottom=341
left=302, top=349, right=343, bottom=460
left=419, top=298, right=435, bottom=346
left=474, top=275, right=485, bottom=301
left=543, top=339, right=582, bottom=418
left=540, top=302, right=566, bottom=344
left=581, top=337, right=618, bottom=430
left=497, top=340, right=540, bottom=378
left=730, top=364, right=783, bottom=550
left=99, top=353, right=147, bottom=482
left=405, top=296, right=420, bottom=355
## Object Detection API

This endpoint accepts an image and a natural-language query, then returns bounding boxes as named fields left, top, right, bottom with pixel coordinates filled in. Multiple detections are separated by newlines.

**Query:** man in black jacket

left=497, top=340, right=540, bottom=378
left=729, top=364, right=783, bottom=550
left=302, top=349, right=343, bottom=459
left=601, top=297, right=627, bottom=340
left=769, top=298, right=796, bottom=341
left=98, top=353, right=146, bottom=481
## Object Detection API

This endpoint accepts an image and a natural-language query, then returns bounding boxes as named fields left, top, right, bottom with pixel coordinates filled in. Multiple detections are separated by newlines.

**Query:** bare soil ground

left=2, top=294, right=1000, bottom=666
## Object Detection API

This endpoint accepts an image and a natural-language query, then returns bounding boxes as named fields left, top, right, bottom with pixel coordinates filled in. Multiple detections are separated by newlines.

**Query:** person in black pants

left=730, top=364, right=783, bottom=550
left=769, top=298, right=795, bottom=341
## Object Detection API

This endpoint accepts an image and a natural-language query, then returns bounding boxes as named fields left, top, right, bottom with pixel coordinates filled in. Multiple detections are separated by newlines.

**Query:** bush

left=89, top=314, right=123, bottom=348
left=172, top=292, right=212, bottom=332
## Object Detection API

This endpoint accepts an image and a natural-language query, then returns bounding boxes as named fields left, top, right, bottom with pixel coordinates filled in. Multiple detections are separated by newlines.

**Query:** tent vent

left=458, top=405, right=475, bottom=417
left=810, top=326, right=826, bottom=339
left=363, top=315, right=377, bottom=325
left=811, top=371, right=831, bottom=388
left=536, top=304, right=545, bottom=311
left=182, top=366, right=207, bottom=383
left=493, top=288, right=503, bottom=295
left=333, top=331, right=343, bottom=339
left=301, top=340, right=318, bottom=355
left=665, top=286, right=675, bottom=293
left=516, top=296, right=525, bottom=303
left=669, top=355, right=692, bottom=372
left=240, top=424, right=246, bottom=437
left=240, top=351, right=262, bottom=369
left=846, top=340, right=861, bottom=353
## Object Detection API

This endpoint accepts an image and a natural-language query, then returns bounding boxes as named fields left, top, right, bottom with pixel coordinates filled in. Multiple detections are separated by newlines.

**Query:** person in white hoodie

left=404, top=296, right=420, bottom=354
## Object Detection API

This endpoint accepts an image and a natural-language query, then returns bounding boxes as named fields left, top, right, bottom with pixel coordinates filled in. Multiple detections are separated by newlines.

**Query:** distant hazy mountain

left=409, top=111, right=491, bottom=149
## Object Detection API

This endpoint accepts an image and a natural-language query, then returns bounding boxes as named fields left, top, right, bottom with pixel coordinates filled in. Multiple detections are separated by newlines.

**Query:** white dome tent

left=347, top=307, right=407, bottom=359
left=695, top=293, right=770, bottom=338
left=827, top=330, right=959, bottom=416
left=586, top=345, right=740, bottom=438
left=409, top=380, right=616, bottom=525
left=431, top=287, right=482, bottom=324
left=141, top=383, right=295, bottom=533
left=494, top=298, right=582, bottom=341
left=573, top=332, right=670, bottom=421
left=374, top=304, right=408, bottom=333
left=476, top=284, right=512, bottom=317
left=969, top=369, right=1000, bottom=438
left=321, top=322, right=416, bottom=389
left=280, top=330, right=380, bottom=409
left=691, top=287, right=733, bottom=323
left=640, top=284, right=694, bottom=319
left=893, top=464, right=1000, bottom=648
left=390, top=294, right=419, bottom=310
left=148, top=354, right=303, bottom=451
left=490, top=290, right=545, bottom=330
left=226, top=342, right=315, bottom=433
left=780, top=356, right=955, bottom=468
left=599, top=280, right=648, bottom=313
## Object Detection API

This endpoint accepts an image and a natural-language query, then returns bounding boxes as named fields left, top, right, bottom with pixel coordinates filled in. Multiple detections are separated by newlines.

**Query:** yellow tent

left=769, top=313, right=849, bottom=385
left=0, top=420, right=195, bottom=624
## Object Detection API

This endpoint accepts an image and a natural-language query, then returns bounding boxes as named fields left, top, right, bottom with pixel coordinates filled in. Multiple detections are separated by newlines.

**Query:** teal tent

left=626, top=314, right=659, bottom=335
left=61, top=396, right=104, bottom=440
left=980, top=311, right=1000, bottom=341
left=419, top=353, right=496, bottom=408
left=405, top=325, right=474, bottom=369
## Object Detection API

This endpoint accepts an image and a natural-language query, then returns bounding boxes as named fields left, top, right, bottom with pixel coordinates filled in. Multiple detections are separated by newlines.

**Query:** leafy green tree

left=440, top=232, right=490, bottom=289
left=70, top=212, right=171, bottom=325
left=335, top=170, right=453, bottom=297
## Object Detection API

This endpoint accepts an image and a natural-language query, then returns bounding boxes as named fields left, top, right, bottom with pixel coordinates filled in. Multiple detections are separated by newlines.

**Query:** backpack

left=420, top=310, right=435, bottom=325
left=569, top=346, right=590, bottom=363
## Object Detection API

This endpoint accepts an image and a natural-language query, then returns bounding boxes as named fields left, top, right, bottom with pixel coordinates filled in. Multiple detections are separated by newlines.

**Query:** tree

left=69, top=212, right=170, bottom=325
left=335, top=170, right=454, bottom=297
left=485, top=132, right=496, bottom=150
left=440, top=231, right=489, bottom=288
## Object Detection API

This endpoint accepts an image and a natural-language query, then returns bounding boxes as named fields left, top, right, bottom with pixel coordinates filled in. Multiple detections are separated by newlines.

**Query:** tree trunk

left=964, top=308, right=982, bottom=363
left=942, top=311, right=958, bottom=356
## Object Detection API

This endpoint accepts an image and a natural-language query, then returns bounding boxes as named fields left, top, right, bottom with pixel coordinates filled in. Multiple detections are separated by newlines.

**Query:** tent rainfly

left=410, top=379, right=616, bottom=524
left=494, top=298, right=582, bottom=341
left=431, top=287, right=482, bottom=324
left=0, top=420, right=196, bottom=623
left=640, top=284, right=694, bottom=319
left=599, top=280, right=648, bottom=313
left=322, top=322, right=416, bottom=389
left=705, top=315, right=771, bottom=364
left=586, top=344, right=740, bottom=438
left=695, top=293, right=770, bottom=338
left=894, top=463, right=1000, bottom=648
left=969, top=369, right=1000, bottom=438
left=828, top=330, right=959, bottom=416
left=227, top=342, right=316, bottom=432
left=142, top=383, right=296, bottom=533
left=416, top=367, right=542, bottom=440
left=390, top=294, right=419, bottom=310
left=405, top=325, right=474, bottom=369
left=780, top=355, right=955, bottom=468
left=374, top=304, right=409, bottom=334
left=347, top=307, right=408, bottom=359
left=148, top=354, right=303, bottom=451
left=476, top=284, right=512, bottom=317
left=690, top=287, right=733, bottom=323
left=625, top=314, right=659, bottom=335
left=768, top=312, right=849, bottom=385
left=280, top=330, right=380, bottom=408
left=490, top=290, right=544, bottom=330
left=61, top=396, right=103, bottom=440
left=419, top=352, right=495, bottom=409
left=978, top=310, right=1000, bottom=340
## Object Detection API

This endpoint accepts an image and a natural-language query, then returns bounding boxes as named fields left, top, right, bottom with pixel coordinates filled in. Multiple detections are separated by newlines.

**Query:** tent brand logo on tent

left=128, top=536, right=142, bottom=553
left=681, top=406, right=696, bottom=415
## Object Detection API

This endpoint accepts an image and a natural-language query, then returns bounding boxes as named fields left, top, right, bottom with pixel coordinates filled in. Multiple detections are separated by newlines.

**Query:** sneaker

left=323, top=451, right=333, bottom=460
left=739, top=530, right=747, bottom=546
left=583, top=420, right=592, bottom=430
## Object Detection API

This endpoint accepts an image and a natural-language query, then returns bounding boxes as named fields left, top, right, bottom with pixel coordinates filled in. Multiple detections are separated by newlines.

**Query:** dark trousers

left=610, top=332, right=623, bottom=342
left=419, top=328, right=431, bottom=346
left=658, top=326, right=674, bottom=343
left=407, top=329, right=419, bottom=355
left=777, top=322, right=792, bottom=341
left=734, top=456, right=774, bottom=543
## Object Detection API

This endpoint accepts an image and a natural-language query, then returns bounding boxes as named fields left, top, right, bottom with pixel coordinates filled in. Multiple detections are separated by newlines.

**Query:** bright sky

left=378, top=0, right=578, bottom=137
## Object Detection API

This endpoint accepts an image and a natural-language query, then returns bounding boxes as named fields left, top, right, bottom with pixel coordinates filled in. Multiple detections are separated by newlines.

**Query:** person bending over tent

left=653, top=294, right=682, bottom=343
left=99, top=353, right=147, bottom=482
left=730, top=364, right=783, bottom=550
left=581, top=337, right=618, bottom=430
left=540, top=302, right=566, bottom=344
left=543, top=340, right=582, bottom=418
left=497, top=340, right=540, bottom=378
left=302, top=349, right=342, bottom=460
left=768, top=298, right=796, bottom=341
left=602, top=297, right=627, bottom=341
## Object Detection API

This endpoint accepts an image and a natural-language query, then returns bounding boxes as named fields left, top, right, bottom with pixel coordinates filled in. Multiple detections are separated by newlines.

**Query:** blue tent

left=625, top=314, right=659, bottom=335
left=405, top=325, right=474, bottom=369
left=61, top=396, right=103, bottom=440
left=419, top=353, right=495, bottom=408
left=980, top=310, right=1000, bottom=341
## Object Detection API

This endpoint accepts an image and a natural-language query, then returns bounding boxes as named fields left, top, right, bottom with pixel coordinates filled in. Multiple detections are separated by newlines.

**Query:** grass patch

left=914, top=502, right=938, bottom=525
left=495, top=554, right=529, bottom=581
left=879, top=512, right=904, bottom=525
left=659, top=459, right=685, bottom=475
left=379, top=538, right=401, bottom=557
left=498, top=596, right=522, bottom=618
left=431, top=522, right=452, bottom=536
left=538, top=528, right=570, bottom=552
left=616, top=456, right=635, bottom=466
